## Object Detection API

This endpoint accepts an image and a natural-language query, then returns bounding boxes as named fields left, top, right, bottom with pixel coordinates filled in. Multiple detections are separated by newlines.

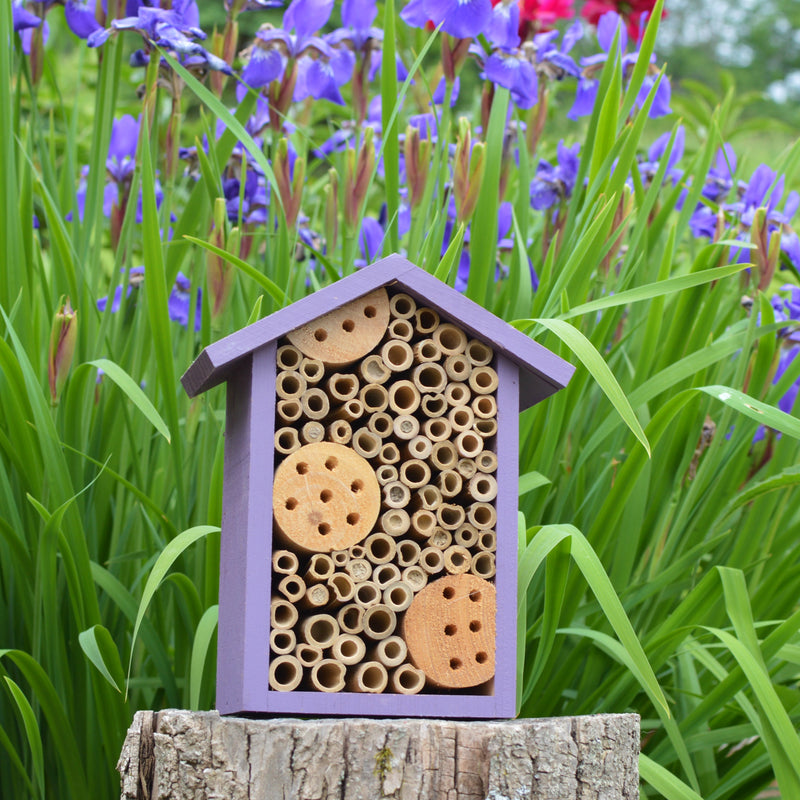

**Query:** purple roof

left=182, top=254, right=575, bottom=410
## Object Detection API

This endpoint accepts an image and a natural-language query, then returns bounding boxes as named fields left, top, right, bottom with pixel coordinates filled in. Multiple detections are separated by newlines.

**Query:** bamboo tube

left=411, top=363, right=448, bottom=394
left=359, top=354, right=391, bottom=385
left=277, top=398, right=303, bottom=424
left=354, top=580, right=381, bottom=609
left=278, top=574, right=306, bottom=604
left=465, top=339, right=494, bottom=366
left=359, top=383, right=389, bottom=413
left=457, top=458, right=477, bottom=480
left=332, top=633, right=366, bottom=666
left=473, top=418, right=498, bottom=438
left=444, top=382, right=471, bottom=407
left=348, top=661, right=388, bottom=693
left=377, top=442, right=400, bottom=465
left=427, top=528, right=452, bottom=550
left=477, top=530, right=497, bottom=552
left=305, top=553, right=335, bottom=584
left=388, top=318, right=414, bottom=341
left=269, top=654, right=303, bottom=692
left=310, top=659, right=346, bottom=692
left=388, top=380, right=420, bottom=415
left=327, top=372, right=359, bottom=402
left=420, top=392, right=447, bottom=418
left=274, top=427, right=301, bottom=455
left=454, top=431, right=483, bottom=459
left=437, top=503, right=466, bottom=530
left=433, top=323, right=468, bottom=356
left=399, top=459, right=431, bottom=490
left=276, top=344, right=303, bottom=371
left=381, top=340, right=414, bottom=373
left=368, top=411, right=394, bottom=438
left=413, top=485, right=442, bottom=511
left=410, top=509, right=437, bottom=540
left=326, top=419, right=353, bottom=445
left=380, top=508, right=410, bottom=537
left=272, top=550, right=299, bottom=575
left=476, top=450, right=498, bottom=473
left=435, top=469, right=462, bottom=499
left=419, top=546, right=445, bottom=575
left=472, top=395, right=497, bottom=419
left=405, top=435, right=432, bottom=460
left=348, top=544, right=367, bottom=560
left=295, top=643, right=324, bottom=667
left=443, top=545, right=472, bottom=575
left=373, top=564, right=402, bottom=591
left=371, top=635, right=407, bottom=668
left=444, top=354, right=472, bottom=382
left=352, top=428, right=381, bottom=459
left=337, top=603, right=364, bottom=635
left=331, top=549, right=350, bottom=568
left=393, top=414, right=420, bottom=440
left=448, top=405, right=475, bottom=433
left=454, top=523, right=479, bottom=548
left=382, top=581, right=413, bottom=613
left=300, top=420, right=326, bottom=445
left=345, top=558, right=372, bottom=583
left=412, top=339, right=441, bottom=364
left=364, top=532, right=396, bottom=565
left=391, top=664, right=426, bottom=694
left=300, top=583, right=331, bottom=610
left=383, top=480, right=411, bottom=509
left=471, top=551, right=496, bottom=579
left=468, top=365, right=499, bottom=395
left=334, top=398, right=365, bottom=422
left=423, top=417, right=451, bottom=442
left=414, top=307, right=440, bottom=335
left=327, top=572, right=356, bottom=604
left=402, top=566, right=428, bottom=592
left=299, top=357, right=325, bottom=386
left=301, top=388, right=330, bottom=420
left=270, top=628, right=296, bottom=656
left=271, top=598, right=299, bottom=630
left=397, top=539, right=421, bottom=567
left=431, top=440, right=458, bottom=470
left=300, top=614, right=340, bottom=648
left=276, top=370, right=307, bottom=400
left=376, top=464, right=398, bottom=485
left=468, top=502, right=497, bottom=530
left=389, top=292, right=416, bottom=319
left=362, top=604, right=397, bottom=640
left=467, top=473, right=498, bottom=502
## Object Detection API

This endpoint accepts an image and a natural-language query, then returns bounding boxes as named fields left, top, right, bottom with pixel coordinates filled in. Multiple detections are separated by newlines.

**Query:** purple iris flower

left=771, top=285, right=800, bottom=344
left=223, top=170, right=269, bottom=225
left=313, top=96, right=382, bottom=159
left=702, top=144, right=737, bottom=203
left=400, top=0, right=492, bottom=39
left=638, top=126, right=685, bottom=186
left=355, top=217, right=386, bottom=267
left=530, top=140, right=580, bottom=210
left=97, top=267, right=145, bottom=313
left=13, top=1, right=42, bottom=31
left=168, top=271, right=202, bottom=329
left=431, top=76, right=460, bottom=106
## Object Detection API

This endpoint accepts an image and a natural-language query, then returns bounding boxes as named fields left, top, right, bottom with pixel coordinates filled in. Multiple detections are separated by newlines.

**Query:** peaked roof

left=181, top=254, right=575, bottom=410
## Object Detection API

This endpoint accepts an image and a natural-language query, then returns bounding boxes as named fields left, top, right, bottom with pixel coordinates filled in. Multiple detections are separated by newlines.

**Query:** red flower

left=580, top=0, right=663, bottom=41
left=491, top=0, right=574, bottom=36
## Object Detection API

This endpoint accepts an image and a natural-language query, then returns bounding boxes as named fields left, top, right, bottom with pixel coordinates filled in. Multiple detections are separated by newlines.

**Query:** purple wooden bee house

left=182, top=254, right=574, bottom=718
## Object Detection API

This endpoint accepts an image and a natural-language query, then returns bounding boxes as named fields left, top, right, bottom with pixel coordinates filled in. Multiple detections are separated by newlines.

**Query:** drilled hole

left=320, top=490, right=332, bottom=503
left=469, top=620, right=481, bottom=633
left=318, top=523, right=331, bottom=535
left=314, top=328, right=327, bottom=342
left=475, top=651, right=488, bottom=664
left=449, top=658, right=462, bottom=670
left=363, top=305, right=377, bottom=318
left=351, top=479, right=363, bottom=493
left=443, top=586, right=455, bottom=600
left=285, top=497, right=298, bottom=510
left=469, top=590, right=481, bottom=602
left=444, top=624, right=457, bottom=636
left=342, top=319, right=355, bottom=332
left=346, top=512, right=360, bottom=526
left=296, top=462, right=309, bottom=475
left=325, top=457, right=338, bottom=471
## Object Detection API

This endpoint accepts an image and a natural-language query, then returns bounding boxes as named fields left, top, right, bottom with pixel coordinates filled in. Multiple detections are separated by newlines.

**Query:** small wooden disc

left=273, top=443, right=380, bottom=553
left=402, top=574, right=495, bottom=689
left=286, top=288, right=390, bottom=367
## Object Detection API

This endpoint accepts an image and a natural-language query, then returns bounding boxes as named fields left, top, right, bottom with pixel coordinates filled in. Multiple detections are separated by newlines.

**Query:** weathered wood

left=118, top=710, right=640, bottom=800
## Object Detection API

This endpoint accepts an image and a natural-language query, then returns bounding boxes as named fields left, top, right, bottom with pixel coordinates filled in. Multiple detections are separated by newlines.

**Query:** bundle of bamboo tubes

left=269, top=287, right=498, bottom=694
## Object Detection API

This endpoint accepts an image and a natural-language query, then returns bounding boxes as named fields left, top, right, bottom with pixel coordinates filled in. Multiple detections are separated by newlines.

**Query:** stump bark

left=118, top=710, right=639, bottom=800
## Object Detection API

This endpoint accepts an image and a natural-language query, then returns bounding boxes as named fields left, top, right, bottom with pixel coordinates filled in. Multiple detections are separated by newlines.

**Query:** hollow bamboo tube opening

left=437, top=503, right=466, bottom=530
left=414, top=307, right=440, bottom=335
left=335, top=398, right=365, bottom=422
left=431, top=440, right=458, bottom=470
left=383, top=480, right=411, bottom=509
left=412, top=363, right=447, bottom=394
left=468, top=366, right=499, bottom=395
left=382, top=581, right=413, bottom=613
left=381, top=340, right=414, bottom=373
left=327, top=419, right=353, bottom=445
left=376, top=464, right=398, bottom=485
left=444, top=545, right=472, bottom=575
left=472, top=395, right=497, bottom=419
left=420, top=393, right=447, bottom=418
left=337, top=603, right=365, bottom=634
left=444, top=382, right=471, bottom=407
left=372, top=635, right=408, bottom=667
left=373, top=563, right=401, bottom=589
left=354, top=580, right=381, bottom=608
left=465, top=339, right=494, bottom=366
left=427, top=528, right=452, bottom=550
left=299, top=357, right=325, bottom=386
left=400, top=459, right=431, bottom=490
left=476, top=450, right=498, bottom=473
left=273, top=549, right=299, bottom=575
left=359, top=383, right=389, bottom=413
left=448, top=405, right=475, bottom=433
left=301, top=583, right=331, bottom=610
left=277, top=399, right=303, bottom=424
left=389, top=292, right=416, bottom=319
left=397, top=539, right=421, bottom=567
left=352, top=428, right=381, bottom=459
left=413, top=339, right=441, bottom=364
left=276, top=344, right=303, bottom=371
left=300, top=614, right=340, bottom=648
left=377, top=442, right=401, bottom=465
left=381, top=508, right=410, bottom=537
left=436, top=469, right=463, bottom=498
left=362, top=604, right=397, bottom=640
left=295, top=643, right=324, bottom=667
left=468, top=502, right=497, bottom=529
left=269, top=655, right=302, bottom=692
left=274, top=427, right=301, bottom=455
left=345, top=558, right=372, bottom=583
left=405, top=435, right=433, bottom=460
left=411, top=509, right=437, bottom=539
left=433, top=323, right=468, bottom=355
left=478, top=530, right=497, bottom=552
left=419, top=546, right=445, bottom=575
left=455, top=523, right=479, bottom=548
left=348, top=661, right=389, bottom=694
left=300, top=421, right=326, bottom=445
left=332, top=633, right=366, bottom=665
left=423, top=417, right=451, bottom=442
left=444, top=354, right=472, bottom=382
left=388, top=318, right=414, bottom=341
left=359, top=354, right=391, bottom=385
left=391, top=664, right=426, bottom=694
left=455, top=431, right=483, bottom=459
left=402, top=565, right=428, bottom=592
left=471, top=551, right=496, bottom=579
left=474, top=418, right=498, bottom=438
left=393, top=414, right=420, bottom=441
left=276, top=370, right=307, bottom=400
left=331, top=549, right=350, bottom=567
left=457, top=458, right=477, bottom=479
left=468, top=473, right=498, bottom=502
left=327, top=373, right=359, bottom=402
left=305, top=553, right=335, bottom=584
left=301, top=388, right=330, bottom=420
left=327, top=572, right=356, bottom=603
left=310, top=659, right=346, bottom=693
left=271, top=598, right=299, bottom=630
left=349, top=544, right=367, bottom=559
left=388, top=380, right=420, bottom=414
left=414, top=485, right=442, bottom=510
left=368, top=411, right=394, bottom=438
left=270, top=628, right=296, bottom=656
left=278, top=574, right=306, bottom=603
left=364, top=532, right=397, bottom=565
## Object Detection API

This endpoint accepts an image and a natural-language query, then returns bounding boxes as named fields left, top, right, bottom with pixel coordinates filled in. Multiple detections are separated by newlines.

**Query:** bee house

left=182, top=254, right=574, bottom=718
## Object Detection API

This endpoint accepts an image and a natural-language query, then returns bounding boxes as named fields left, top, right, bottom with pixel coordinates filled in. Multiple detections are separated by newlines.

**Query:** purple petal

left=243, top=46, right=285, bottom=88
left=425, top=0, right=492, bottom=39
left=486, top=1, right=519, bottom=50
left=562, top=19, right=582, bottom=53
left=297, top=59, right=346, bottom=104
left=597, top=11, right=627, bottom=53
left=400, top=0, right=430, bottom=27
left=568, top=78, right=598, bottom=120
left=485, top=54, right=537, bottom=109
left=13, top=2, right=42, bottom=32
left=65, top=0, right=102, bottom=38
left=342, top=0, right=377, bottom=28
left=432, top=76, right=459, bottom=106
left=284, top=0, right=334, bottom=39
left=108, top=115, right=140, bottom=163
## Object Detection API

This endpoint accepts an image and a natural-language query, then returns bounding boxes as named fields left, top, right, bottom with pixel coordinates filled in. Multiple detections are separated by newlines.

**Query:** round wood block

left=402, top=574, right=495, bottom=689
left=273, top=443, right=381, bottom=553
left=286, top=288, right=390, bottom=367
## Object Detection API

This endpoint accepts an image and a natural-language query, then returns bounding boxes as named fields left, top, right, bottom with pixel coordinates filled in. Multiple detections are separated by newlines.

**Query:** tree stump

left=118, top=710, right=639, bottom=799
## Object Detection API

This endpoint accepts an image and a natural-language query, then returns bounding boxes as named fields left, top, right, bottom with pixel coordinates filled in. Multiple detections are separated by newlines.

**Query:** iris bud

left=207, top=198, right=236, bottom=329
left=453, top=118, right=485, bottom=225
left=48, top=298, right=77, bottom=406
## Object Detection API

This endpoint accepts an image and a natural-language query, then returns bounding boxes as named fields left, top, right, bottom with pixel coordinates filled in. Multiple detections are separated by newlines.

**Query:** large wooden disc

left=402, top=574, right=495, bottom=689
left=273, top=443, right=380, bottom=553
left=286, top=289, right=390, bottom=367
